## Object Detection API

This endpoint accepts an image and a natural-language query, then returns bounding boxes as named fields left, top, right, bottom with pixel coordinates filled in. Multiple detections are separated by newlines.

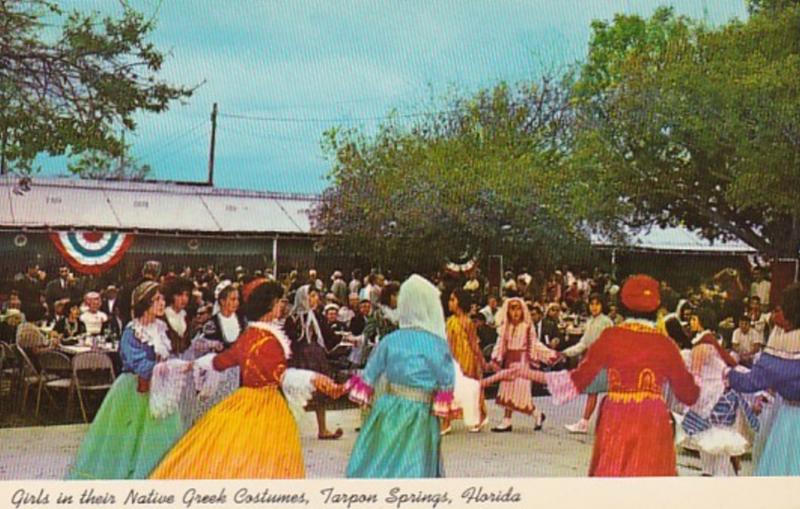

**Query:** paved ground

left=0, top=396, right=751, bottom=479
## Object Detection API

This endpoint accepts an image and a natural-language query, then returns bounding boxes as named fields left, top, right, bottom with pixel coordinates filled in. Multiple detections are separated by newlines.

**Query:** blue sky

left=41, top=1, right=748, bottom=194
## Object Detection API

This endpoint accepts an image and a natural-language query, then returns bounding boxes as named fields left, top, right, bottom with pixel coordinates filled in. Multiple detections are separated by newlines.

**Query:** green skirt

left=67, top=373, right=184, bottom=480
left=347, top=389, right=442, bottom=478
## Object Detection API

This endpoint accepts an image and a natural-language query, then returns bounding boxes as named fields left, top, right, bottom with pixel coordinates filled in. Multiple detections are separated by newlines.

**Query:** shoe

left=318, top=428, right=344, bottom=440
left=440, top=425, right=452, bottom=436
left=469, top=416, right=489, bottom=433
left=565, top=419, right=589, bottom=434
left=491, top=424, right=513, bottom=433
left=534, top=411, right=547, bottom=431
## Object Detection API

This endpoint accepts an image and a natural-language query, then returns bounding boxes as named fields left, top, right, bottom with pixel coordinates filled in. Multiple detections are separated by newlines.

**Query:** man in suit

left=45, top=266, right=74, bottom=311
left=102, top=285, right=122, bottom=338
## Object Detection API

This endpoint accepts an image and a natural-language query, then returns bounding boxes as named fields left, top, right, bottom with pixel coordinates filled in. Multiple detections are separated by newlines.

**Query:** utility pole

left=207, top=103, right=218, bottom=186
left=0, top=128, right=8, bottom=176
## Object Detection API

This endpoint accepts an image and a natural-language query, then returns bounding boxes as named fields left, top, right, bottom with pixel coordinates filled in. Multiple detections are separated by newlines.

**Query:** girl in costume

left=284, top=284, right=343, bottom=440
left=67, top=281, right=191, bottom=480
left=513, top=275, right=700, bottom=476
left=345, top=275, right=513, bottom=478
left=489, top=297, right=558, bottom=433
left=441, top=288, right=487, bottom=434
left=727, top=283, right=800, bottom=475
left=680, top=307, right=759, bottom=476
left=151, top=279, right=344, bottom=479
left=189, top=281, right=246, bottom=423
left=562, top=293, right=615, bottom=434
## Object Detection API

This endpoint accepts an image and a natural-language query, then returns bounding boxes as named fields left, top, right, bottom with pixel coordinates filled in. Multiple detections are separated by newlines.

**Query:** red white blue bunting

left=50, top=231, right=134, bottom=275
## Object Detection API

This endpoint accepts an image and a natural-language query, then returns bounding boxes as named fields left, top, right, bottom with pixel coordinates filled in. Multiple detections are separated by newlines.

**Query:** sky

left=39, top=0, right=748, bottom=194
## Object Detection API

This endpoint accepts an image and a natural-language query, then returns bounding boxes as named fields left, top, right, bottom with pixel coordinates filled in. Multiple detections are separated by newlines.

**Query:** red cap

left=242, top=277, right=268, bottom=304
left=620, top=275, right=661, bottom=313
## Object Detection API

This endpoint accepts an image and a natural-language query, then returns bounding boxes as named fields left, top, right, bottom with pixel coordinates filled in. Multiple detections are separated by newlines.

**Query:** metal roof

left=591, top=226, right=756, bottom=254
left=0, top=176, right=314, bottom=235
left=0, top=176, right=757, bottom=253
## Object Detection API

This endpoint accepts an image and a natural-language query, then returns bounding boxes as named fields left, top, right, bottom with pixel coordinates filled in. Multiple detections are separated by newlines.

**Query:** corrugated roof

left=0, top=176, right=315, bottom=235
left=0, top=176, right=757, bottom=253
left=591, top=226, right=756, bottom=254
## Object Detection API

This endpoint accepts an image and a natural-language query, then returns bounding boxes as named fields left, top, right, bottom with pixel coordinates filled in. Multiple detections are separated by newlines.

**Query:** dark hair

left=619, top=301, right=657, bottom=322
left=379, top=283, right=400, bottom=307
left=132, top=286, right=161, bottom=318
left=588, top=292, right=604, bottom=305
left=782, top=283, right=800, bottom=329
left=217, top=284, right=238, bottom=303
left=450, top=288, right=472, bottom=314
left=472, top=313, right=487, bottom=322
left=693, top=307, right=718, bottom=332
left=243, top=281, right=284, bottom=321
left=162, top=277, right=193, bottom=304
left=750, top=295, right=761, bottom=303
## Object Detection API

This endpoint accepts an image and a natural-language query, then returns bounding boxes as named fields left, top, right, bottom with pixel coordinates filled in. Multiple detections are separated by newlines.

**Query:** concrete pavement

left=0, top=396, right=751, bottom=479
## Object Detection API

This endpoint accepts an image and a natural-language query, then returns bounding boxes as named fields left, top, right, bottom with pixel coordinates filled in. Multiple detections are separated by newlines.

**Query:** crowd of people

left=1, top=258, right=798, bottom=479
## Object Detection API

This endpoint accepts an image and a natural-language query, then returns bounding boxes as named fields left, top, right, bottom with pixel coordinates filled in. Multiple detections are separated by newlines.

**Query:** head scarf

left=494, top=297, right=533, bottom=361
left=292, top=284, right=324, bottom=348
left=396, top=274, right=446, bottom=339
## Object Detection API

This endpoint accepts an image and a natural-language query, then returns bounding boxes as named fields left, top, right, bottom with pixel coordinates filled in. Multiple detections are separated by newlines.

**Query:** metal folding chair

left=35, top=350, right=74, bottom=417
left=14, top=345, right=44, bottom=414
left=72, top=352, right=116, bottom=423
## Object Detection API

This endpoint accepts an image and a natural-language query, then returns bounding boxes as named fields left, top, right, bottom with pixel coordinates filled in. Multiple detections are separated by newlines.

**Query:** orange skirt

left=150, top=386, right=304, bottom=479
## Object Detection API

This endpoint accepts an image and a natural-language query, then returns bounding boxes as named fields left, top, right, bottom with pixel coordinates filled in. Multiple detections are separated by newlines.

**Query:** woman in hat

left=513, top=275, right=700, bottom=476
left=726, top=283, right=800, bottom=475
left=68, top=281, right=191, bottom=479
left=150, top=279, right=344, bottom=479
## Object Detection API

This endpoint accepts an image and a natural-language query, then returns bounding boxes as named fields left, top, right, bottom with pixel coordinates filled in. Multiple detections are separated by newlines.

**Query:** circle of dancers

left=66, top=272, right=800, bottom=479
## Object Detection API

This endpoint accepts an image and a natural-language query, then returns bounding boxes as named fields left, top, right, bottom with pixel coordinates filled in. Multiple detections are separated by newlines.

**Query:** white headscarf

left=397, top=274, right=446, bottom=340
left=292, top=284, right=325, bottom=348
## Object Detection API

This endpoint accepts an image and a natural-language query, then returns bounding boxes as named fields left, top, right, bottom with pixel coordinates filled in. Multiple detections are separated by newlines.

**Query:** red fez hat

left=620, top=275, right=661, bottom=313
left=242, top=277, right=268, bottom=304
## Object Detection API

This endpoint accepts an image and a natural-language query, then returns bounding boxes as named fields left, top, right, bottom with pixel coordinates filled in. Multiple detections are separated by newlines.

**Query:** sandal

left=440, top=425, right=452, bottom=436
left=318, top=428, right=344, bottom=440
left=491, top=424, right=513, bottom=433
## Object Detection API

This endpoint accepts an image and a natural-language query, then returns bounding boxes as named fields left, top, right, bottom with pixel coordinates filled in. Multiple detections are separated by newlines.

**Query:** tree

left=67, top=143, right=151, bottom=180
left=310, top=77, right=599, bottom=274
left=570, top=6, right=800, bottom=258
left=0, top=0, right=194, bottom=175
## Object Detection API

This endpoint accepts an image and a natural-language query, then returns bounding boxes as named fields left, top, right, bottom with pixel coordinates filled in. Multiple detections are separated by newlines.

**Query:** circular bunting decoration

left=50, top=231, right=134, bottom=275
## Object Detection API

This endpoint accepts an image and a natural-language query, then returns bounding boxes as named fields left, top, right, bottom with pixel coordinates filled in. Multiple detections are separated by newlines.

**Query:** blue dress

left=728, top=352, right=800, bottom=476
left=346, top=329, right=456, bottom=478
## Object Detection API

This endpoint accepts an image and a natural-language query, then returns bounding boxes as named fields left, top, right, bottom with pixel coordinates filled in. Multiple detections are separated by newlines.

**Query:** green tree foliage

left=571, top=5, right=800, bottom=257
left=310, top=77, right=596, bottom=274
left=0, top=0, right=194, bottom=175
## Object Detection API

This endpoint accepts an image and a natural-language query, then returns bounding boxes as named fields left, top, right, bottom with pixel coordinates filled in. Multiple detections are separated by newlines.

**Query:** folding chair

left=72, top=352, right=116, bottom=423
left=0, top=343, right=22, bottom=410
left=35, top=350, right=74, bottom=417
left=14, top=345, right=45, bottom=414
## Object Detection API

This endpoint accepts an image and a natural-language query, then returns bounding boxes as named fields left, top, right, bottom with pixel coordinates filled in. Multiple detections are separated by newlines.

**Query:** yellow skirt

left=150, top=386, right=305, bottom=479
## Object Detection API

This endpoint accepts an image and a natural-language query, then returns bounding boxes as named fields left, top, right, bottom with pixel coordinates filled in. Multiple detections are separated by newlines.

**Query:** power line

left=218, top=109, right=452, bottom=125
left=138, top=120, right=208, bottom=162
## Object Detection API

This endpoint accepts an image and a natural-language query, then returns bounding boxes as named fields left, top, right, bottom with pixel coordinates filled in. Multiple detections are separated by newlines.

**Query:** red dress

left=550, top=320, right=699, bottom=476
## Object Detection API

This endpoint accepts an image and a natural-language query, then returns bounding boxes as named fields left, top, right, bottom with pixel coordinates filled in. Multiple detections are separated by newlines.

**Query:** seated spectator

left=79, top=292, right=108, bottom=335
left=472, top=312, right=498, bottom=350
left=55, top=300, right=86, bottom=339
left=731, top=314, right=763, bottom=366
left=0, top=309, right=23, bottom=344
